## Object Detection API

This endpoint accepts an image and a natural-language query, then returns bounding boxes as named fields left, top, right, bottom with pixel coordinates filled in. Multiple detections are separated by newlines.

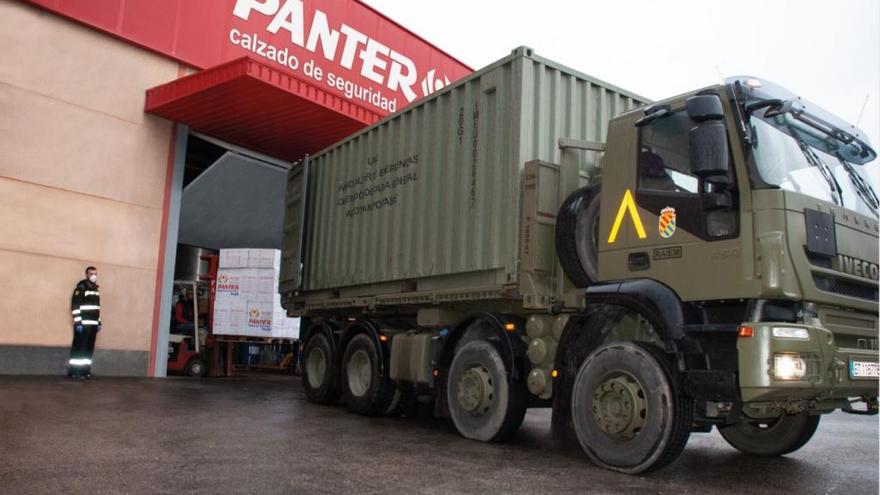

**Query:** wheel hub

left=347, top=349, right=372, bottom=397
left=592, top=372, right=647, bottom=439
left=457, top=365, right=494, bottom=415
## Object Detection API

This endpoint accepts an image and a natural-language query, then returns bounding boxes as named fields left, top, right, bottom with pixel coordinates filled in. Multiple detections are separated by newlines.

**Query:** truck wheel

left=447, top=340, right=527, bottom=442
left=302, top=333, right=340, bottom=404
left=341, top=334, right=396, bottom=416
left=186, top=357, right=206, bottom=378
left=556, top=185, right=600, bottom=287
left=719, top=413, right=820, bottom=456
left=571, top=342, right=692, bottom=474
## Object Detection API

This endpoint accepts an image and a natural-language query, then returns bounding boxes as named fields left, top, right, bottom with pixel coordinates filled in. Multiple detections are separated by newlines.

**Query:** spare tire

left=556, top=185, right=601, bottom=287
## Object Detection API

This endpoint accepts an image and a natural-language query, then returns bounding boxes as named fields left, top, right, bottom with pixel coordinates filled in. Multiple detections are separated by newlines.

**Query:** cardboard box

left=214, top=249, right=296, bottom=338
left=219, top=248, right=250, bottom=268
left=218, top=248, right=281, bottom=269
left=248, top=249, right=281, bottom=269
left=216, top=268, right=279, bottom=300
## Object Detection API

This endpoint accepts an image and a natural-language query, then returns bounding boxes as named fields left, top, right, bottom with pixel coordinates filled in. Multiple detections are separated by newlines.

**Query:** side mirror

left=689, top=120, right=730, bottom=178
left=686, top=94, right=724, bottom=121
left=687, top=94, right=730, bottom=177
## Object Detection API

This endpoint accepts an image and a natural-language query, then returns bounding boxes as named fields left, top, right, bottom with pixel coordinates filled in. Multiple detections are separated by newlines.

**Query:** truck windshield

left=749, top=118, right=880, bottom=217
left=728, top=77, right=880, bottom=217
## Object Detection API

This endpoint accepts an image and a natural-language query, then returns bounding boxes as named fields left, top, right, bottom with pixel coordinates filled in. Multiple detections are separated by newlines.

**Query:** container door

left=280, top=159, right=309, bottom=293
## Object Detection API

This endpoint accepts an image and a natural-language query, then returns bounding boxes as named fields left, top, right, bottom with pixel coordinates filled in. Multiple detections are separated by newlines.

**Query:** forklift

left=166, top=250, right=300, bottom=377
left=166, top=280, right=209, bottom=377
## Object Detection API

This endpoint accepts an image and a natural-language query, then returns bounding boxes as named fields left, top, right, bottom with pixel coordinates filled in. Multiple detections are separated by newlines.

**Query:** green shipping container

left=281, top=47, right=649, bottom=312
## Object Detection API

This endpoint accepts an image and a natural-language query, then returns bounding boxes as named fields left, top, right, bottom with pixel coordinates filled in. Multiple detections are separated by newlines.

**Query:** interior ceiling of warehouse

left=178, top=152, right=286, bottom=250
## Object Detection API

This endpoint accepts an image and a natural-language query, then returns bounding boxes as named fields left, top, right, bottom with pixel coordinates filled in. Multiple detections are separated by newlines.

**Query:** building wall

left=0, top=1, right=180, bottom=375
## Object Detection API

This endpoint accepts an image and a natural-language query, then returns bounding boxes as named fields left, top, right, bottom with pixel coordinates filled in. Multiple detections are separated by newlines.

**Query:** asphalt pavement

left=0, top=375, right=876, bottom=494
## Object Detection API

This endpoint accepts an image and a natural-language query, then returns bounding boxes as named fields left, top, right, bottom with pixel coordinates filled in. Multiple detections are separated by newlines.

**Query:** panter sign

left=24, top=0, right=471, bottom=114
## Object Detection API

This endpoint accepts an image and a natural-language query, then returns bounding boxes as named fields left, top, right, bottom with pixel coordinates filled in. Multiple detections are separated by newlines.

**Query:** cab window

left=638, top=111, right=699, bottom=194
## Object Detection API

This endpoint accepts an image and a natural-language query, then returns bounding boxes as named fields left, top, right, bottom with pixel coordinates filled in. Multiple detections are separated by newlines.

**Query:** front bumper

left=738, top=322, right=878, bottom=406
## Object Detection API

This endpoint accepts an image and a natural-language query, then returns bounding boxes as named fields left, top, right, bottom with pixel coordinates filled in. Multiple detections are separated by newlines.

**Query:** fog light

left=772, top=327, right=810, bottom=340
left=773, top=353, right=807, bottom=380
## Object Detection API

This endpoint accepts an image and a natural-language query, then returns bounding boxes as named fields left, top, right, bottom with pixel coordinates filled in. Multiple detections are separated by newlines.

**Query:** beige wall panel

left=0, top=249, right=154, bottom=351
left=0, top=0, right=180, bottom=125
left=0, top=83, right=172, bottom=209
left=0, top=178, right=162, bottom=270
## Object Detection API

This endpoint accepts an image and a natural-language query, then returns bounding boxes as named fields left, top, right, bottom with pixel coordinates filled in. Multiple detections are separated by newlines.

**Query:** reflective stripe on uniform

left=84, top=291, right=100, bottom=296
left=72, top=309, right=81, bottom=315
left=69, top=358, right=87, bottom=366
left=79, top=305, right=100, bottom=310
left=73, top=317, right=82, bottom=322
left=81, top=320, right=100, bottom=325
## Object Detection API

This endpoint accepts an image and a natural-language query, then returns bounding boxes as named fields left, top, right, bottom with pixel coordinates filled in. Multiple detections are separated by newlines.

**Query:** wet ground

left=0, top=375, right=876, bottom=494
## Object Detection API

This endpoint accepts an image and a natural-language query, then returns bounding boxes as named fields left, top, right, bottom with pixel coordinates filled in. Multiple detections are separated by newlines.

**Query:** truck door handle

left=628, top=252, right=650, bottom=271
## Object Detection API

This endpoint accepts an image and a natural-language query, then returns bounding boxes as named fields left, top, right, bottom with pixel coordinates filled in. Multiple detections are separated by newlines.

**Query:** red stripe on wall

left=147, top=65, right=186, bottom=377
left=147, top=122, right=177, bottom=377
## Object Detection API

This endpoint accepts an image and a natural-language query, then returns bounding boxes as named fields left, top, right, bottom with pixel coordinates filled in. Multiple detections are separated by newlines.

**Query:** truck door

left=598, top=99, right=748, bottom=301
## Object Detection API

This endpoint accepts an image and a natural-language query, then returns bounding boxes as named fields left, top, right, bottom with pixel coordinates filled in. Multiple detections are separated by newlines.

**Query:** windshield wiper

left=837, top=157, right=880, bottom=216
left=793, top=135, right=843, bottom=206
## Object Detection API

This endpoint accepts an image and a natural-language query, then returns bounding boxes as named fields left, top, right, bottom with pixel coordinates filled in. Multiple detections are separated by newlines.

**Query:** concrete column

left=151, top=125, right=189, bottom=377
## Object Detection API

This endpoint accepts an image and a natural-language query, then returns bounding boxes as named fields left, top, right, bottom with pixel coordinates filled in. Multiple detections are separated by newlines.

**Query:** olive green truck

left=280, top=47, right=879, bottom=473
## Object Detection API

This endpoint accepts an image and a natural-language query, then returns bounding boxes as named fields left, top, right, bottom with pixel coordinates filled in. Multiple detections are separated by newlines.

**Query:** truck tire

left=186, top=357, right=206, bottom=378
left=719, top=413, right=820, bottom=456
left=571, top=342, right=692, bottom=474
left=341, top=334, right=397, bottom=416
left=556, top=185, right=600, bottom=287
left=302, top=333, right=340, bottom=405
left=447, top=340, right=527, bottom=442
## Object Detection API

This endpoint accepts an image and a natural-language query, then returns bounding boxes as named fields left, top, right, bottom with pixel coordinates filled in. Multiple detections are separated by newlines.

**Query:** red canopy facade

left=25, top=0, right=472, bottom=159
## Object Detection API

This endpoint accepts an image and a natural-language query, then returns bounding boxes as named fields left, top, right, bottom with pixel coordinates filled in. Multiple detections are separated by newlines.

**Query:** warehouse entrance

left=159, top=132, right=299, bottom=378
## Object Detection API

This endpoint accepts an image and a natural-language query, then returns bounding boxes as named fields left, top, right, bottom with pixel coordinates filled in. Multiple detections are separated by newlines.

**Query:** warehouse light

left=550, top=369, right=559, bottom=379
left=504, top=323, right=516, bottom=332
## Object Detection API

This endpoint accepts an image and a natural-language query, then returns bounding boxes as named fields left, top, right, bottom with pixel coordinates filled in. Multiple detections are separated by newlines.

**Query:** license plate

left=849, top=360, right=879, bottom=379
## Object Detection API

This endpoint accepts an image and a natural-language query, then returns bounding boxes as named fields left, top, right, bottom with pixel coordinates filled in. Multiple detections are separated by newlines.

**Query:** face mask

left=88, top=275, right=98, bottom=284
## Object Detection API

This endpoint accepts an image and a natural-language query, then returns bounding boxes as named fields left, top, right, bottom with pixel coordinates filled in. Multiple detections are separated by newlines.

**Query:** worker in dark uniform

left=172, top=290, right=195, bottom=335
left=69, top=266, right=101, bottom=379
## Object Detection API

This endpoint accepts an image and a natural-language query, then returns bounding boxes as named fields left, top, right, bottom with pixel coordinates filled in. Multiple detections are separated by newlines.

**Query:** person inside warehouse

left=172, top=289, right=195, bottom=335
left=69, top=266, right=101, bottom=379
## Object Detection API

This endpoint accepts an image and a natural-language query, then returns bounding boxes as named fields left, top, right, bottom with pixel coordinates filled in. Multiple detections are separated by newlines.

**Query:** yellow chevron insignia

left=607, top=189, right=647, bottom=244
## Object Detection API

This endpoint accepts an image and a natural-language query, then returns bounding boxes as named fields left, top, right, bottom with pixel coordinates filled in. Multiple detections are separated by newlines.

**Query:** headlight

left=772, top=326, right=810, bottom=340
left=773, top=353, right=807, bottom=380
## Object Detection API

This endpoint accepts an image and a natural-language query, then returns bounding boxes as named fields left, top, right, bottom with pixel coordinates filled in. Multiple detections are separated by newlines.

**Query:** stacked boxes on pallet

left=213, top=249, right=300, bottom=339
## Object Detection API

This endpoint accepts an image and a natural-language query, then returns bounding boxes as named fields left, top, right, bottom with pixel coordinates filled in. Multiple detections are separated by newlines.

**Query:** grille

left=804, top=250, right=832, bottom=269
left=812, top=274, right=878, bottom=301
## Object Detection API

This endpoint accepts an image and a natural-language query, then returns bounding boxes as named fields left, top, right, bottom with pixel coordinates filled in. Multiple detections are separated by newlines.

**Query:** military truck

left=280, top=47, right=879, bottom=474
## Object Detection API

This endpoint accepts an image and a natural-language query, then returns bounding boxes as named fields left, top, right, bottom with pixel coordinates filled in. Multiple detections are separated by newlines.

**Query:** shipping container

left=281, top=47, right=649, bottom=311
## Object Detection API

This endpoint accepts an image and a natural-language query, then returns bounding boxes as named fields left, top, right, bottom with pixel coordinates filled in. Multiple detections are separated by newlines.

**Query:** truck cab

left=551, top=76, right=878, bottom=467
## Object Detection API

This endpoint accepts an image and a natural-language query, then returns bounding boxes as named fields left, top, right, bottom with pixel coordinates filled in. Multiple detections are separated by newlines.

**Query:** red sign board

left=24, top=0, right=472, bottom=115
